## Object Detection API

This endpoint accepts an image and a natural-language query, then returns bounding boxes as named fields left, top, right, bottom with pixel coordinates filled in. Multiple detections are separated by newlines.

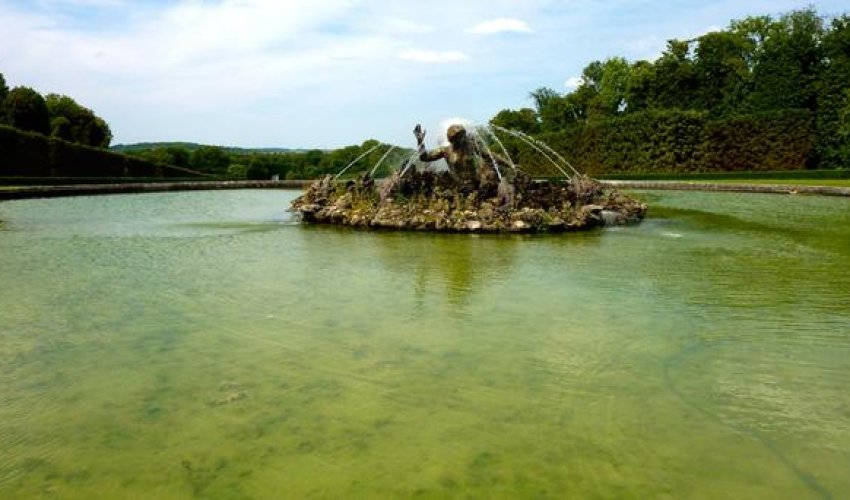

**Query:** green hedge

left=508, top=109, right=815, bottom=176
left=0, top=125, right=203, bottom=178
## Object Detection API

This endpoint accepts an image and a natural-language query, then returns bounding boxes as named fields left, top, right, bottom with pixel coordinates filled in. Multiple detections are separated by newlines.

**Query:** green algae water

left=1, top=189, right=849, bottom=498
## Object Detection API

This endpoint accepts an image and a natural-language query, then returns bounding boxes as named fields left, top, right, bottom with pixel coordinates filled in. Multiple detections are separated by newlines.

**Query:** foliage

left=190, top=146, right=231, bottom=173
left=111, top=142, right=301, bottom=154
left=3, top=86, right=50, bottom=135
left=0, top=124, right=202, bottom=178
left=0, top=71, right=114, bottom=151
left=44, top=94, right=113, bottom=148
left=504, top=109, right=813, bottom=176
left=0, top=73, right=7, bottom=121
left=494, top=7, right=850, bottom=173
left=0, top=72, right=7, bottom=101
left=119, top=138, right=400, bottom=180
left=815, top=15, right=850, bottom=166
left=489, top=108, right=540, bottom=134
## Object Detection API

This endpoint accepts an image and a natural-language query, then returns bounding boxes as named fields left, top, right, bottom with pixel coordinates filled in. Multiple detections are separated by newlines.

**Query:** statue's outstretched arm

left=413, top=124, right=447, bottom=162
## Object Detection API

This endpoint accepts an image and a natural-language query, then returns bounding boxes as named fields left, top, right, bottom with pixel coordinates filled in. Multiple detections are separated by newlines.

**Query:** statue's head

left=446, top=124, right=467, bottom=145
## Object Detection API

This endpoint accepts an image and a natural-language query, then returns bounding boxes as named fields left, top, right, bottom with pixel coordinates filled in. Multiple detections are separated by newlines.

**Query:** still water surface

left=1, top=189, right=849, bottom=498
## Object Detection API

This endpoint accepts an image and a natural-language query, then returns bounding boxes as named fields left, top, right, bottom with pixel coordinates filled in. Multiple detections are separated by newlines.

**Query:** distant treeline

left=0, top=71, right=191, bottom=179
left=0, top=73, right=112, bottom=149
left=122, top=140, right=410, bottom=180
left=111, top=142, right=305, bottom=155
left=490, top=8, right=850, bottom=174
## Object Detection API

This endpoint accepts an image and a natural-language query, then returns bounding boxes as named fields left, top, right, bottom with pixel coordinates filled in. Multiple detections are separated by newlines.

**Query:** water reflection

left=372, top=233, right=518, bottom=307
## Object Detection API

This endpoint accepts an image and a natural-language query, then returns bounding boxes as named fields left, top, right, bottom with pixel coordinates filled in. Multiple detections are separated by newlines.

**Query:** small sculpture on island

left=290, top=123, right=646, bottom=233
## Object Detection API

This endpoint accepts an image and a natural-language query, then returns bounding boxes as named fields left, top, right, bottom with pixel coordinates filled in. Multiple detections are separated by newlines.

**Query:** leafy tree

left=190, top=146, right=230, bottom=173
left=86, top=116, right=112, bottom=148
left=4, top=86, right=50, bottom=134
left=246, top=156, right=270, bottom=179
left=131, top=147, right=190, bottom=167
left=692, top=30, right=754, bottom=113
left=0, top=72, right=8, bottom=101
left=490, top=108, right=540, bottom=133
left=816, top=15, right=850, bottom=165
left=44, top=93, right=112, bottom=148
left=164, top=147, right=190, bottom=167
left=624, top=60, right=655, bottom=112
left=587, top=57, right=632, bottom=119
left=835, top=89, right=850, bottom=165
left=650, top=40, right=699, bottom=109
left=530, top=87, right=573, bottom=131
left=746, top=9, right=824, bottom=112
left=50, top=115, right=73, bottom=140
left=0, top=72, right=7, bottom=123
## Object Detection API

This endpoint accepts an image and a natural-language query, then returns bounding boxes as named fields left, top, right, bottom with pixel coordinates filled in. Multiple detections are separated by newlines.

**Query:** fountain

left=290, top=122, right=646, bottom=233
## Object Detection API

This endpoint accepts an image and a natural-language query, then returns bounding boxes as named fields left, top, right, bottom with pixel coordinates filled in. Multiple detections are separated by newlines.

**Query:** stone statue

left=415, top=123, right=502, bottom=185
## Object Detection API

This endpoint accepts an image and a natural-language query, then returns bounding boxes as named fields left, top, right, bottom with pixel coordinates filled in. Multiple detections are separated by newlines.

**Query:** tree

left=44, top=93, right=112, bottom=148
left=0, top=73, right=8, bottom=123
left=530, top=87, right=573, bottom=131
left=836, top=89, right=850, bottom=167
left=50, top=115, right=73, bottom=140
left=190, top=146, right=230, bottom=173
left=817, top=15, right=850, bottom=165
left=746, top=9, right=824, bottom=112
left=651, top=40, right=699, bottom=109
left=246, top=156, right=271, bottom=179
left=490, top=108, right=540, bottom=134
left=587, top=57, right=632, bottom=119
left=3, top=86, right=50, bottom=134
left=164, top=147, right=190, bottom=167
left=0, top=72, right=8, bottom=101
left=692, top=30, right=754, bottom=113
left=86, top=116, right=112, bottom=148
left=624, top=60, right=655, bottom=112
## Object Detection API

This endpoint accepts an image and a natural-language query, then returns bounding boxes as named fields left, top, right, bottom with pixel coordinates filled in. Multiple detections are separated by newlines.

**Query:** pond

left=0, top=189, right=848, bottom=498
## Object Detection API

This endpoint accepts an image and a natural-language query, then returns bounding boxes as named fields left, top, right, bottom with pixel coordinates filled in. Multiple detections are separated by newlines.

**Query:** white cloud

left=8, top=0, right=825, bottom=147
left=467, top=18, right=533, bottom=35
left=397, top=49, right=469, bottom=63
left=565, top=76, right=583, bottom=89
left=38, top=0, right=125, bottom=6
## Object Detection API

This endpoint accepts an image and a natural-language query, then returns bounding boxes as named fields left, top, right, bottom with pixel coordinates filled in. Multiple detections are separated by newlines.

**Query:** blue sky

left=0, top=0, right=846, bottom=148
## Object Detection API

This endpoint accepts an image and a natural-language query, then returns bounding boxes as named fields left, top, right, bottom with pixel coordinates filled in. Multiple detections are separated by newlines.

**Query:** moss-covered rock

left=290, top=170, right=646, bottom=234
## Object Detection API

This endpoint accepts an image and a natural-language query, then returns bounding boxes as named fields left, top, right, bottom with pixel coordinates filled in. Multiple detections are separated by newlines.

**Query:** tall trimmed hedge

left=0, top=124, right=202, bottom=178
left=508, top=109, right=814, bottom=176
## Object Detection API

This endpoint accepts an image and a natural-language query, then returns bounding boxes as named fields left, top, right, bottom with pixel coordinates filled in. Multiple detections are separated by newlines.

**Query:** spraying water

left=489, top=125, right=582, bottom=177
left=475, top=125, right=518, bottom=174
left=331, top=121, right=583, bottom=183
left=470, top=132, right=503, bottom=181
left=369, top=146, right=398, bottom=177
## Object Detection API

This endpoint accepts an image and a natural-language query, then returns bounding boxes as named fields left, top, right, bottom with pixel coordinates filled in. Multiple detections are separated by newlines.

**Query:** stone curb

left=0, top=180, right=312, bottom=201
left=600, top=180, right=850, bottom=197
left=3, top=179, right=849, bottom=201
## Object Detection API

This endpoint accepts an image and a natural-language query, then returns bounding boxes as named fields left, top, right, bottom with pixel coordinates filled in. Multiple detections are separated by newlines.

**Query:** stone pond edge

left=1, top=179, right=848, bottom=201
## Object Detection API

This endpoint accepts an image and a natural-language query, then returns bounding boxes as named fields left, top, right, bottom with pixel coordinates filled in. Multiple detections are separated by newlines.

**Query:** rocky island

left=290, top=123, right=646, bottom=233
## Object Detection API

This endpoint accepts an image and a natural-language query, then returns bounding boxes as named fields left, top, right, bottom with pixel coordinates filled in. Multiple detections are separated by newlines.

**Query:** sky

left=0, top=0, right=847, bottom=149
